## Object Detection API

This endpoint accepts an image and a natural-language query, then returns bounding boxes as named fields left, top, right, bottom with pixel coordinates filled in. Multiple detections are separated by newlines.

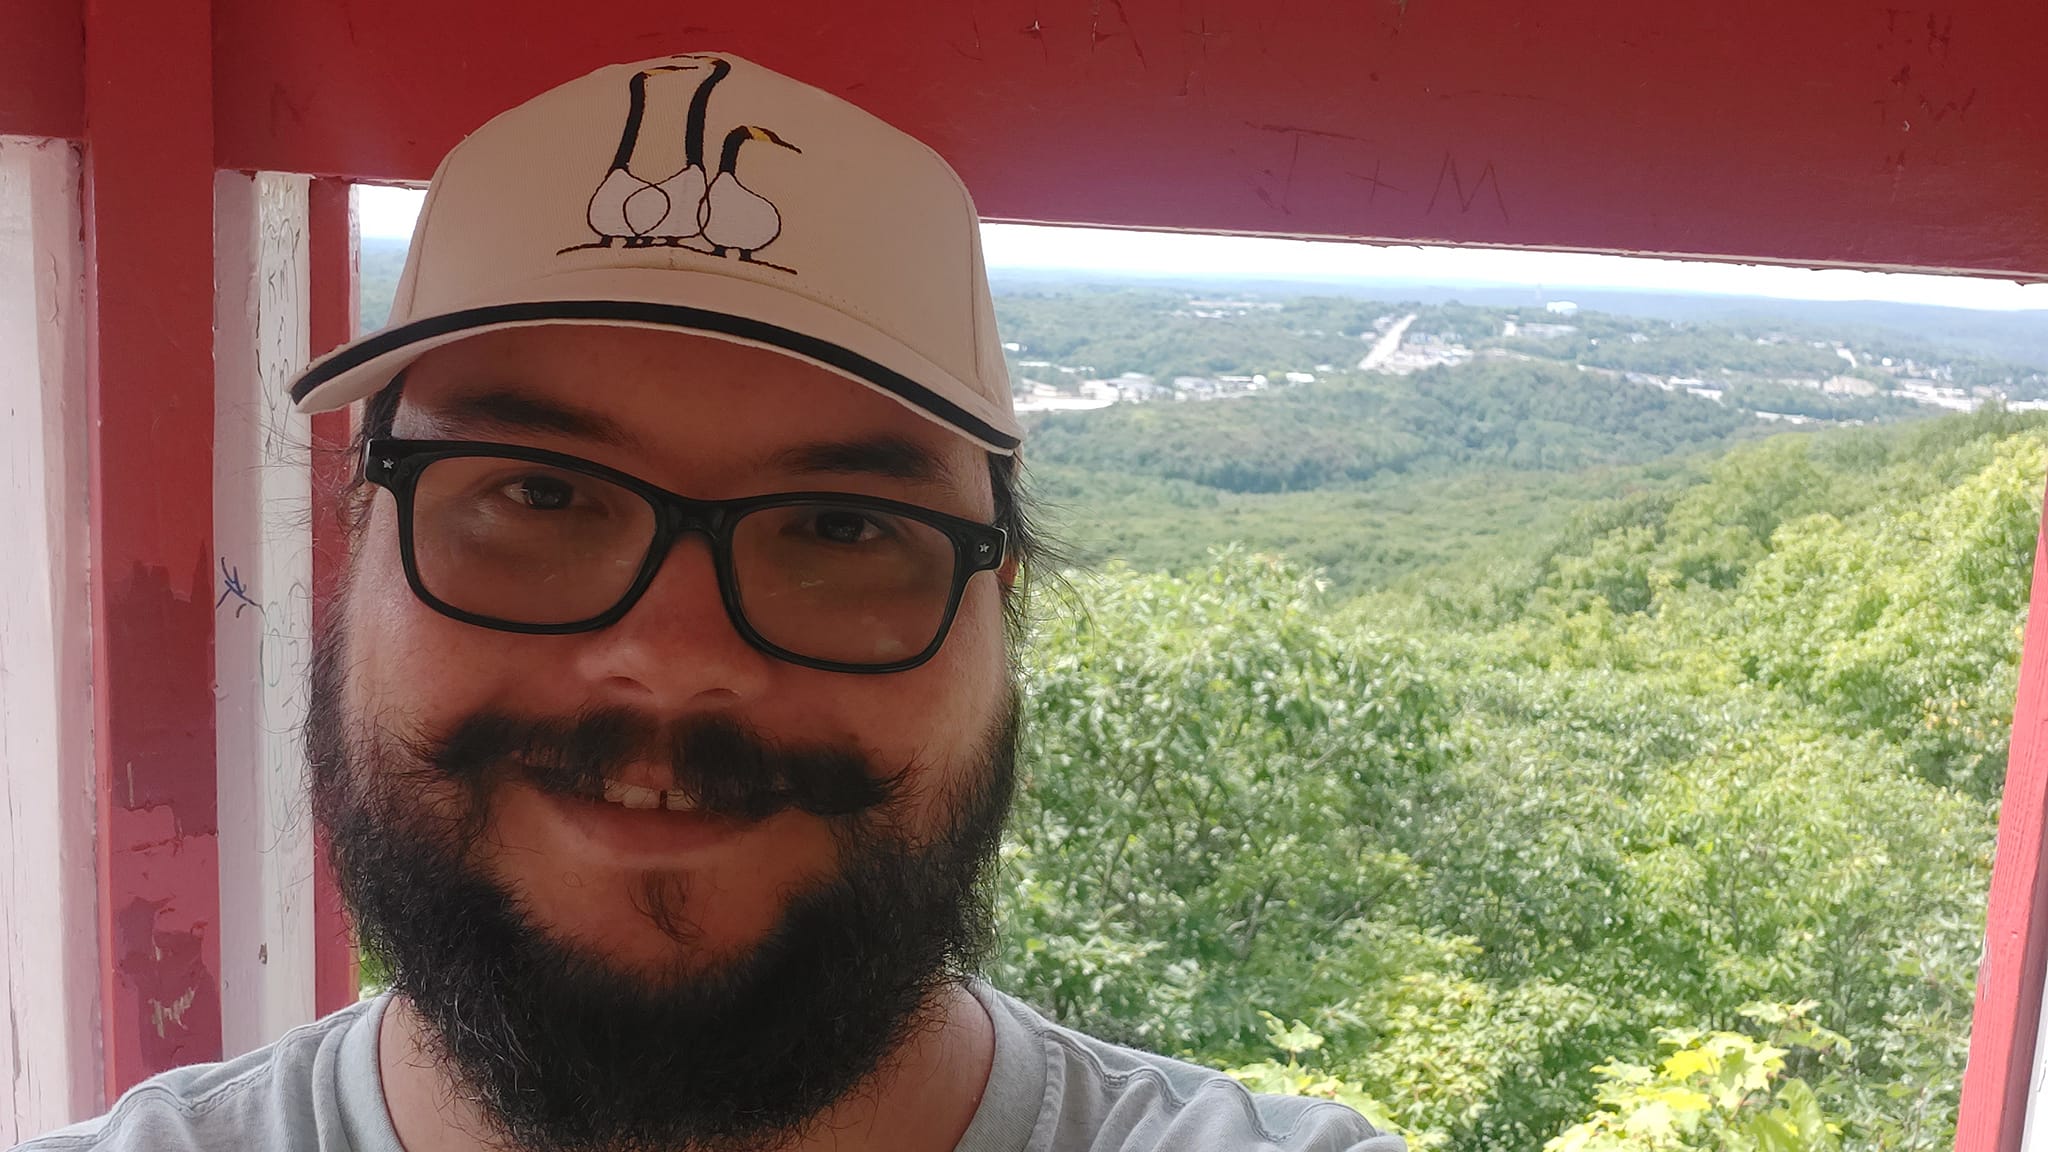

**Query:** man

left=20, top=54, right=1397, bottom=1152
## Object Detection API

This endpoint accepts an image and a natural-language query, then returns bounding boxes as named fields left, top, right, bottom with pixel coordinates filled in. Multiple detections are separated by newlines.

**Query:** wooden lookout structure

left=2, top=0, right=2046, bottom=1146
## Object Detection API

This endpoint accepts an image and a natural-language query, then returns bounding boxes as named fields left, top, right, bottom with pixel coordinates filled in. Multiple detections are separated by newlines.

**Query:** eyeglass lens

left=407, top=455, right=961, bottom=665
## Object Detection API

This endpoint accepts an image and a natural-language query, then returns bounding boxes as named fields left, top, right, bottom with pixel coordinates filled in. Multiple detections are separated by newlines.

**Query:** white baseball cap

left=291, top=52, right=1024, bottom=453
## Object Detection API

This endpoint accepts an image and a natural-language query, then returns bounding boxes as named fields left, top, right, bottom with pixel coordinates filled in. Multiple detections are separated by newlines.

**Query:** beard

left=304, top=622, right=1017, bottom=1152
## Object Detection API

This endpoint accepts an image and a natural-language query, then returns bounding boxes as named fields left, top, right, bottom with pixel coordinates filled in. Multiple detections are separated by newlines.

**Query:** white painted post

left=0, top=135, right=103, bottom=1141
left=212, top=170, right=318, bottom=1057
left=2021, top=976, right=2048, bottom=1152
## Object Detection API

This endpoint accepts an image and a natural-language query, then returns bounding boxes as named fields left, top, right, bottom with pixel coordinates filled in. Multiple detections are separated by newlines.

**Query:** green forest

left=982, top=291, right=2047, bottom=1152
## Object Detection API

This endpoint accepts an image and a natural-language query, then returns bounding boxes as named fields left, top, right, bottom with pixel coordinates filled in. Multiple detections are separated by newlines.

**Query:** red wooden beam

left=81, top=0, right=222, bottom=1092
left=10, top=0, right=2048, bottom=276
left=306, top=177, right=357, bottom=1015
left=1958, top=492, right=2048, bottom=1152
left=0, top=0, right=82, bottom=140
left=193, top=0, right=2048, bottom=278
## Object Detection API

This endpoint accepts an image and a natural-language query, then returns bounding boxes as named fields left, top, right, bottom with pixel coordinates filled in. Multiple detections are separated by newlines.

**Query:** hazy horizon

left=353, top=183, right=2048, bottom=315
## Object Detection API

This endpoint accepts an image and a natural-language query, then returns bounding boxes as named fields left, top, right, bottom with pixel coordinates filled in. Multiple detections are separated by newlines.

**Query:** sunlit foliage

left=998, top=410, right=2042, bottom=1151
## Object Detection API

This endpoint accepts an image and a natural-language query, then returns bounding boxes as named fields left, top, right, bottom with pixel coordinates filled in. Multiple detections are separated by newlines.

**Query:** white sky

left=356, top=184, right=2048, bottom=313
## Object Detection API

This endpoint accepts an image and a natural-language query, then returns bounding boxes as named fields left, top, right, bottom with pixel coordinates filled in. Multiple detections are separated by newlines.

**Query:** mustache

left=417, top=707, right=905, bottom=821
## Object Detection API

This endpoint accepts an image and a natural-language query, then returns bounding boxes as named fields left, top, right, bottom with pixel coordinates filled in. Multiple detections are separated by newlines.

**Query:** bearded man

left=19, top=53, right=1396, bottom=1152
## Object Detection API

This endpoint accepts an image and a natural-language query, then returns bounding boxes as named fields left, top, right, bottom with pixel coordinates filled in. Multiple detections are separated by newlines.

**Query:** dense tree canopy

left=1024, top=361, right=1752, bottom=493
left=999, top=408, right=2041, bottom=1152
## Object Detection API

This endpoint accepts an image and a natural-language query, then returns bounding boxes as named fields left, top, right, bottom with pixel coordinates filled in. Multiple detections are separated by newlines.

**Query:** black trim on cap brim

left=290, top=300, right=1021, bottom=451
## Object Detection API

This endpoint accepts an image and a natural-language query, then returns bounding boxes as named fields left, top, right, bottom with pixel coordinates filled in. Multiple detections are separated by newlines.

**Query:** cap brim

left=291, top=266, right=1022, bottom=454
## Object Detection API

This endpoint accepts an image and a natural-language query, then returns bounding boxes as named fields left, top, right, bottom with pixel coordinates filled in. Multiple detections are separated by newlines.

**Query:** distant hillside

left=993, top=288, right=2035, bottom=594
left=1023, top=360, right=1750, bottom=494
left=359, top=235, right=409, bottom=333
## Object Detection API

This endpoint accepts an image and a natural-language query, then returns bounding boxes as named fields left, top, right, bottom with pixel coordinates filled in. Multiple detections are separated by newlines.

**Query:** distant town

left=1006, top=295, right=2048, bottom=424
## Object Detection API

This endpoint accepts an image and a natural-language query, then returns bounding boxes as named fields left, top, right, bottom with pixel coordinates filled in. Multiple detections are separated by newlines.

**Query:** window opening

left=355, top=182, right=2048, bottom=1151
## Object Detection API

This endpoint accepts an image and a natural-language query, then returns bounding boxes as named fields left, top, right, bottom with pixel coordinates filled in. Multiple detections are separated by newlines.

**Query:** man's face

left=310, top=324, right=1019, bottom=1151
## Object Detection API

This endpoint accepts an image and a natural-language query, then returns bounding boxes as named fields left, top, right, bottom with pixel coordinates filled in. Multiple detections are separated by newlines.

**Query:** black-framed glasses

left=361, top=438, right=1008, bottom=674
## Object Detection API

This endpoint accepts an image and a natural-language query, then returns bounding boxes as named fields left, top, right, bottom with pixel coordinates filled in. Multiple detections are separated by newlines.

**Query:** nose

left=563, top=531, right=776, bottom=712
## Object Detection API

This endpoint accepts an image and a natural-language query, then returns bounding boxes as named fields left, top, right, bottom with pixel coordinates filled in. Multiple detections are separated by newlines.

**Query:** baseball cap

left=290, top=53, right=1023, bottom=454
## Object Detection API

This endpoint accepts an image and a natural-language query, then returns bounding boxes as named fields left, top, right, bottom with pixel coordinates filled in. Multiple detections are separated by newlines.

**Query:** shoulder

left=11, top=999, right=384, bottom=1152
left=980, top=987, right=1402, bottom=1152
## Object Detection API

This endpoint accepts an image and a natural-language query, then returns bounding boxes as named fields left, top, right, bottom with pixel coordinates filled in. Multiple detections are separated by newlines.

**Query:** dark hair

left=342, top=374, right=1058, bottom=645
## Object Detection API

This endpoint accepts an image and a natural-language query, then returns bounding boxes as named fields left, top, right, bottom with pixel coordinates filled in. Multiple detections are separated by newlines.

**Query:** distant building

left=1821, top=375, right=1879, bottom=397
left=1677, top=377, right=1724, bottom=403
left=1185, top=299, right=1285, bottom=311
left=1546, top=301, right=1580, bottom=315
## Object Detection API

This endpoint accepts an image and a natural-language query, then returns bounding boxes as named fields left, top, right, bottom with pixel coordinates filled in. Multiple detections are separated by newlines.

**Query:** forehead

left=392, top=325, right=985, bottom=496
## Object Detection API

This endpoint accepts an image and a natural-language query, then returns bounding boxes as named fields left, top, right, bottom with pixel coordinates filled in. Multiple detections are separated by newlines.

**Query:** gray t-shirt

left=15, top=984, right=1399, bottom=1152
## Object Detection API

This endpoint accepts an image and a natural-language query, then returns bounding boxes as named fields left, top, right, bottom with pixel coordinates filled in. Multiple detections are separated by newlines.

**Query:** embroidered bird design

left=563, top=57, right=800, bottom=274
left=700, top=126, right=803, bottom=270
left=581, top=58, right=730, bottom=247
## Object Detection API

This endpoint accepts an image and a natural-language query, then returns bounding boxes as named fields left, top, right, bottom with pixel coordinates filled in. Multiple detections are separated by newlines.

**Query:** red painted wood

left=194, top=0, right=2048, bottom=278
left=81, top=0, right=222, bottom=1094
left=306, top=178, right=358, bottom=1016
left=0, top=0, right=82, bottom=140
left=9, top=0, right=2047, bottom=274
left=1959, top=489, right=2048, bottom=1152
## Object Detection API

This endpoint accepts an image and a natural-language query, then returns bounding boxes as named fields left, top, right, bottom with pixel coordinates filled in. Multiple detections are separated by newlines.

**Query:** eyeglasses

left=361, top=438, right=1008, bottom=673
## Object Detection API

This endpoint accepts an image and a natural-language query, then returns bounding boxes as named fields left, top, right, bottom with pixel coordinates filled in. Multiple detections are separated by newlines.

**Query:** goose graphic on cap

left=289, top=51, right=1024, bottom=453
left=700, top=125, right=802, bottom=271
left=578, top=58, right=733, bottom=250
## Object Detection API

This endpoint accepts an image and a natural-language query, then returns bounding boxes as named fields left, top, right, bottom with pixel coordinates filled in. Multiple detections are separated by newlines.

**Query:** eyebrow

left=417, top=388, right=643, bottom=451
left=768, top=435, right=965, bottom=493
left=413, top=390, right=964, bottom=493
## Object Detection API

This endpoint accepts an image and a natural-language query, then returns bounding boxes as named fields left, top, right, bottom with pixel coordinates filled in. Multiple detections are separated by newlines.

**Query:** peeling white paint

left=148, top=988, right=198, bottom=1040
left=212, top=171, right=318, bottom=1058
left=0, top=135, right=103, bottom=1142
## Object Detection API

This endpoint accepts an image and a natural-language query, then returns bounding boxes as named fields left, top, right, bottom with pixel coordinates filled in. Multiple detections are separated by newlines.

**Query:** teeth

left=598, top=780, right=701, bottom=812
left=602, top=780, right=662, bottom=809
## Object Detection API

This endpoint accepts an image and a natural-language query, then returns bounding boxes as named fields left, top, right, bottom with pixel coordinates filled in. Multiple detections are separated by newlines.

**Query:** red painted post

left=1958, top=483, right=2048, bottom=1152
left=306, top=177, right=357, bottom=1014
left=80, top=0, right=223, bottom=1092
